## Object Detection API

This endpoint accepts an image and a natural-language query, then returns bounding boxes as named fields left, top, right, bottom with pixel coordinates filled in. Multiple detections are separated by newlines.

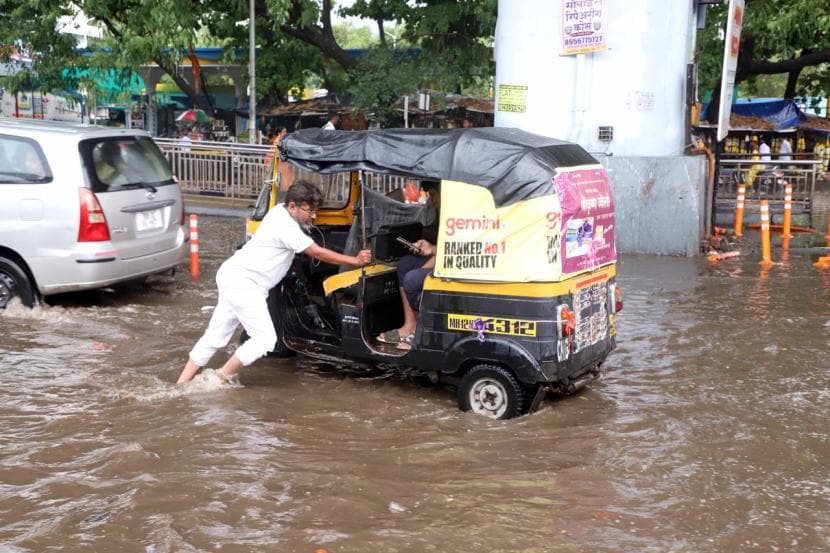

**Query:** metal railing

left=156, top=137, right=419, bottom=202
left=716, top=156, right=822, bottom=215
left=155, top=138, right=273, bottom=202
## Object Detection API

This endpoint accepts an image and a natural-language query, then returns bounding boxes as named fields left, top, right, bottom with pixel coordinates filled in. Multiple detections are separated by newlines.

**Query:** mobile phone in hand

left=396, top=236, right=420, bottom=253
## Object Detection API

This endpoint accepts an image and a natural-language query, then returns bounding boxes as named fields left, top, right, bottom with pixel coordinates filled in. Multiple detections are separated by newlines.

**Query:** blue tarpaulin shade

left=730, top=99, right=806, bottom=129
left=702, top=98, right=807, bottom=130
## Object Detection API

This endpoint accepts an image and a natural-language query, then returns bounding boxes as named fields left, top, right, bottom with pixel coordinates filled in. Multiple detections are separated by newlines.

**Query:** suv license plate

left=135, top=209, right=163, bottom=231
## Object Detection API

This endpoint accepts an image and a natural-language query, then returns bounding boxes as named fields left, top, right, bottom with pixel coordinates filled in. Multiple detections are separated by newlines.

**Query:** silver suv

left=0, top=119, right=187, bottom=308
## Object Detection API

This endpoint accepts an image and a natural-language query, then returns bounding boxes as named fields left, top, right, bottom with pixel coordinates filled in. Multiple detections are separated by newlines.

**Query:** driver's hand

left=355, top=249, right=372, bottom=266
left=415, top=240, right=435, bottom=256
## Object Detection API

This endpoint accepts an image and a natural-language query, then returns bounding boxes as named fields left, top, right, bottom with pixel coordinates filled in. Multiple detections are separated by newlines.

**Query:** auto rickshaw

left=245, top=127, right=621, bottom=419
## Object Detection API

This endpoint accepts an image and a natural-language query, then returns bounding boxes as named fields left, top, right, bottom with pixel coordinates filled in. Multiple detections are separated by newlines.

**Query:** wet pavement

left=1, top=214, right=828, bottom=552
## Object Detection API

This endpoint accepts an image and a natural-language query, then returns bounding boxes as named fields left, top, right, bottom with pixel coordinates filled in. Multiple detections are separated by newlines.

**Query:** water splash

left=109, top=369, right=242, bottom=403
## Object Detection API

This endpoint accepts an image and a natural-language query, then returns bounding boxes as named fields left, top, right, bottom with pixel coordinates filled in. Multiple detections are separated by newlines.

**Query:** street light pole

left=248, top=0, right=256, bottom=144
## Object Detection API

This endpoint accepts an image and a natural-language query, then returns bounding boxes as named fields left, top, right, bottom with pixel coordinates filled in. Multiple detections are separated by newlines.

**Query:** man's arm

left=304, top=242, right=372, bottom=267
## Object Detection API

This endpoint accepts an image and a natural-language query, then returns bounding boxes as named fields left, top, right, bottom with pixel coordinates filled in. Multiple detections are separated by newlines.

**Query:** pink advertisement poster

left=554, top=167, right=616, bottom=274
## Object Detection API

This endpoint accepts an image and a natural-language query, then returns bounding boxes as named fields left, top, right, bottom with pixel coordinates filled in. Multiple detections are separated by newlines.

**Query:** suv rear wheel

left=0, top=256, right=36, bottom=308
left=458, top=364, right=527, bottom=419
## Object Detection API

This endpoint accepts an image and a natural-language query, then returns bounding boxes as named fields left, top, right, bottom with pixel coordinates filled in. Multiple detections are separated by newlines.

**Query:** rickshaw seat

left=371, top=221, right=423, bottom=261
left=323, top=264, right=397, bottom=296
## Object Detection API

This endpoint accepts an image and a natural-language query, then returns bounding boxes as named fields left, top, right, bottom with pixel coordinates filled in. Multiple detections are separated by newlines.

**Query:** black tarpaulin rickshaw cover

left=279, top=127, right=599, bottom=207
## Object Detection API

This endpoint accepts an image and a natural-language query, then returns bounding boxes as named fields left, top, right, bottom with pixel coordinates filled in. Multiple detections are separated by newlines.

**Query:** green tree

left=698, top=0, right=830, bottom=122
left=339, top=0, right=411, bottom=48
left=0, top=0, right=86, bottom=93
left=404, top=0, right=496, bottom=94
left=349, top=48, right=421, bottom=126
left=334, top=21, right=381, bottom=50
left=0, top=0, right=496, bottom=123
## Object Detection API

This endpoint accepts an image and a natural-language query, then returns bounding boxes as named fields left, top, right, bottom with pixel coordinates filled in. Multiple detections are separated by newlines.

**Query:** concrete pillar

left=495, top=0, right=695, bottom=156
left=139, top=68, right=163, bottom=136
left=494, top=0, right=705, bottom=255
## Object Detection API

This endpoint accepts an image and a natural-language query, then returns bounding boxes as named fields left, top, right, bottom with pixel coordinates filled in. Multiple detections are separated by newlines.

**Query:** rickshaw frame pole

left=359, top=170, right=369, bottom=271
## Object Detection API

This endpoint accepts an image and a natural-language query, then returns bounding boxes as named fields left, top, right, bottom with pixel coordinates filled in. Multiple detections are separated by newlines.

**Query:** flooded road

left=1, top=215, right=828, bottom=552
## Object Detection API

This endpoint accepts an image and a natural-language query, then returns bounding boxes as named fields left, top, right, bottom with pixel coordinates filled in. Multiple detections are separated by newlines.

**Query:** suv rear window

left=80, top=136, right=174, bottom=193
left=0, top=135, right=52, bottom=183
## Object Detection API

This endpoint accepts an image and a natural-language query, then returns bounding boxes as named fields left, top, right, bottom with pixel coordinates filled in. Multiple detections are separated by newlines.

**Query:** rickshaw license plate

left=135, top=209, right=163, bottom=231
left=447, top=314, right=537, bottom=337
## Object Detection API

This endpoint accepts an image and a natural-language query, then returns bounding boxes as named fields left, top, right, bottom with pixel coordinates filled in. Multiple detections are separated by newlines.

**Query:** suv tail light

left=78, top=187, right=110, bottom=242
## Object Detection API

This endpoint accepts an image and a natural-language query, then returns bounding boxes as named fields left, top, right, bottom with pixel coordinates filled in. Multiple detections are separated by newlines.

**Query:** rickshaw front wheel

left=458, top=364, right=526, bottom=420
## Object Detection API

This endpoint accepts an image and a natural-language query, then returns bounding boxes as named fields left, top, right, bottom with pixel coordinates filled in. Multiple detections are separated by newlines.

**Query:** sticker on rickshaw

left=447, top=314, right=538, bottom=337
left=554, top=167, right=616, bottom=275
left=573, top=280, right=609, bottom=352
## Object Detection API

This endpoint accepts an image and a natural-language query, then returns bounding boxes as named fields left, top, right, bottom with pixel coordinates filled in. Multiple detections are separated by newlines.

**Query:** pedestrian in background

left=759, top=138, right=771, bottom=161
left=176, top=180, right=372, bottom=385
left=323, top=112, right=339, bottom=130
left=274, top=126, right=288, bottom=145
left=779, top=136, right=793, bottom=162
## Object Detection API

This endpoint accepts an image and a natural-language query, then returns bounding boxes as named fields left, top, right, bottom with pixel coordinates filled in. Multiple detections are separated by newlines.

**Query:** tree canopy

left=698, top=0, right=830, bottom=121
left=0, top=0, right=496, bottom=124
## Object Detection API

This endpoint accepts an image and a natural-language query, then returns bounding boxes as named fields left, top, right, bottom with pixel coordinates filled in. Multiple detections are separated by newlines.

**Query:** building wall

left=602, top=155, right=707, bottom=256
left=494, top=0, right=705, bottom=255
left=0, top=88, right=82, bottom=122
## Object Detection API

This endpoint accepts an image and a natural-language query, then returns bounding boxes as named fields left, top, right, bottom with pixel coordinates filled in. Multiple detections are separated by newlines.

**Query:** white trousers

left=189, top=265, right=277, bottom=367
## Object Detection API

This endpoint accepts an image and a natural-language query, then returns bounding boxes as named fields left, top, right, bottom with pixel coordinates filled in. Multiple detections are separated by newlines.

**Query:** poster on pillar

left=561, top=0, right=607, bottom=55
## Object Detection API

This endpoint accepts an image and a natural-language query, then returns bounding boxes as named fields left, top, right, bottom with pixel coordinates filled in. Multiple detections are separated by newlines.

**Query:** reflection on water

left=0, top=216, right=828, bottom=552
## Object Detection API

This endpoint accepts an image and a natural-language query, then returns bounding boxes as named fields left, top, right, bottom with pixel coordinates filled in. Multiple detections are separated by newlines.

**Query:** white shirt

left=779, top=138, right=792, bottom=161
left=323, top=121, right=336, bottom=130
left=222, top=204, right=313, bottom=290
left=759, top=142, right=771, bottom=161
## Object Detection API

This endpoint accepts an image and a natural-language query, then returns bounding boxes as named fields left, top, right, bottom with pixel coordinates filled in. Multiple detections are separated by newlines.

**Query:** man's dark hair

left=285, top=180, right=324, bottom=210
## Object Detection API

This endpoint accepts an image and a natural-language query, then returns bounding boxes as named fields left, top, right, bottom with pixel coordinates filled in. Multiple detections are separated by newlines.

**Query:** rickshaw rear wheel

left=458, top=364, right=526, bottom=420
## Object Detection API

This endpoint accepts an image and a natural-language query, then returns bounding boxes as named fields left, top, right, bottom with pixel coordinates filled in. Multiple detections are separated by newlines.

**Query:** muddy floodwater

left=1, top=215, right=828, bottom=552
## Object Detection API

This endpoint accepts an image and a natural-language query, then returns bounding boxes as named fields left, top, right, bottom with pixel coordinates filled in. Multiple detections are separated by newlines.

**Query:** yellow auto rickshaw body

left=242, top=127, right=621, bottom=419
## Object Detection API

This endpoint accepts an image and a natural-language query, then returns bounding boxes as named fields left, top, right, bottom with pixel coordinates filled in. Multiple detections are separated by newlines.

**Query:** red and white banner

left=717, top=0, right=745, bottom=142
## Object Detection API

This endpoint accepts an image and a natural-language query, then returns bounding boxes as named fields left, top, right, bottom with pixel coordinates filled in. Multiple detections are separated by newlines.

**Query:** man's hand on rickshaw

left=414, top=240, right=435, bottom=257
left=355, top=249, right=372, bottom=266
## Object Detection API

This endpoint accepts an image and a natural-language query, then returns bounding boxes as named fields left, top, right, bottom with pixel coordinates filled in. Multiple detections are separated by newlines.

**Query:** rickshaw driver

left=177, top=181, right=373, bottom=385
left=377, top=181, right=440, bottom=349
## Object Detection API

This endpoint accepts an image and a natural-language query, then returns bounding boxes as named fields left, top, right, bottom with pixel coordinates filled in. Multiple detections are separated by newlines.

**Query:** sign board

left=497, top=84, right=528, bottom=113
left=561, top=0, right=607, bottom=55
left=716, top=0, right=745, bottom=142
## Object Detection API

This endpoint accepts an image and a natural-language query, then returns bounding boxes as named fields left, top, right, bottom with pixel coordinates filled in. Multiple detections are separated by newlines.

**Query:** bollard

left=734, top=184, right=745, bottom=237
left=189, top=214, right=200, bottom=280
left=759, top=200, right=773, bottom=267
left=815, top=215, right=830, bottom=268
left=782, top=183, right=792, bottom=238
left=781, top=235, right=791, bottom=264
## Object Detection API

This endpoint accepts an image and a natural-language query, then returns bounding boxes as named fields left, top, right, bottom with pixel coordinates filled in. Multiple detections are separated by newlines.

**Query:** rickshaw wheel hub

left=470, top=379, right=507, bottom=417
